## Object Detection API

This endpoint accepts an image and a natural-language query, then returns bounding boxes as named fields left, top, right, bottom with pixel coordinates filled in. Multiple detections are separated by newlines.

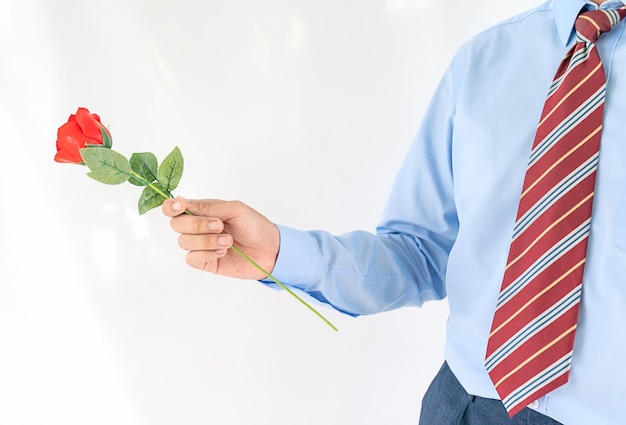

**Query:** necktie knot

left=575, top=7, right=626, bottom=43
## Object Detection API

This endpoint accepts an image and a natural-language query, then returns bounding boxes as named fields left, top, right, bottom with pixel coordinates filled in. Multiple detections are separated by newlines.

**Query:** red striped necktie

left=485, top=7, right=626, bottom=418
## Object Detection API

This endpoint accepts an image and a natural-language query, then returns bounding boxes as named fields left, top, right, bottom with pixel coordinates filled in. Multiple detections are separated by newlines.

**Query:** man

left=162, top=0, right=626, bottom=423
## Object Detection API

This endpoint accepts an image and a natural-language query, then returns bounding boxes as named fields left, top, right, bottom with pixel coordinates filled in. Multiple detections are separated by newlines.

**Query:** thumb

left=185, top=198, right=248, bottom=221
left=162, top=196, right=189, bottom=217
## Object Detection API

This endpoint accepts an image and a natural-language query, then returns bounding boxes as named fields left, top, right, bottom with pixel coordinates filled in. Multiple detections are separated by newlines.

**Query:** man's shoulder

left=482, top=1, right=555, bottom=33
left=471, top=1, right=555, bottom=46
left=453, top=1, right=557, bottom=65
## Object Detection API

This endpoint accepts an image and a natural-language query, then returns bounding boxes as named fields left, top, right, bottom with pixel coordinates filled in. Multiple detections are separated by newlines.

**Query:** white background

left=0, top=1, right=541, bottom=424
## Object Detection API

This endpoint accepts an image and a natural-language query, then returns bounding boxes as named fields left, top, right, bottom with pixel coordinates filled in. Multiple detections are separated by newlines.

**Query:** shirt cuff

left=261, top=224, right=322, bottom=290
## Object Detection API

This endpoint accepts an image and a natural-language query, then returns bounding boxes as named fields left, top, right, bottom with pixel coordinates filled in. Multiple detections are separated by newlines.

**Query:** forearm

left=265, top=225, right=448, bottom=316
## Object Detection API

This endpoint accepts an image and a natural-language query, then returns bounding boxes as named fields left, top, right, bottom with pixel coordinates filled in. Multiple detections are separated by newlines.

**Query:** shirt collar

left=554, top=0, right=626, bottom=46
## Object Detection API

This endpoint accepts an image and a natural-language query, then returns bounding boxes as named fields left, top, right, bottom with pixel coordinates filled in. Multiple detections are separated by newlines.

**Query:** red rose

left=54, top=107, right=112, bottom=163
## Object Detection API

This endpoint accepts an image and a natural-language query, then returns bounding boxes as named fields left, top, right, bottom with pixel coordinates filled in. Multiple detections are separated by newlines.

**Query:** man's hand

left=162, top=197, right=280, bottom=280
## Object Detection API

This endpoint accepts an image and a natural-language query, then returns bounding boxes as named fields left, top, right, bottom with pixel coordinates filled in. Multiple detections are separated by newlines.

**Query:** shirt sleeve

left=262, top=62, right=460, bottom=317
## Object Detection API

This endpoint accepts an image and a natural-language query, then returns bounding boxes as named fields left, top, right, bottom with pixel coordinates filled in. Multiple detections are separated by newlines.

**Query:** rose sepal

left=101, top=126, right=113, bottom=148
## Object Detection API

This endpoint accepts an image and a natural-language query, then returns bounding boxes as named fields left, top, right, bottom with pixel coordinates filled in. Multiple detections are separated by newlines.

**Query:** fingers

left=163, top=196, right=226, bottom=236
left=178, top=233, right=232, bottom=252
left=169, top=214, right=224, bottom=235
left=185, top=250, right=227, bottom=274
left=163, top=197, right=235, bottom=274
left=173, top=217, right=233, bottom=274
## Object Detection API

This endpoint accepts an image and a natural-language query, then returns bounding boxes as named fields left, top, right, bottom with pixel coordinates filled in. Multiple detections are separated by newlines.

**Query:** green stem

left=130, top=170, right=172, bottom=200
left=136, top=170, right=338, bottom=332
left=229, top=245, right=338, bottom=332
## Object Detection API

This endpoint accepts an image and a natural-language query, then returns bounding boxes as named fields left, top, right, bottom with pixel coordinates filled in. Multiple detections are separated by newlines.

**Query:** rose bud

left=54, top=107, right=112, bottom=163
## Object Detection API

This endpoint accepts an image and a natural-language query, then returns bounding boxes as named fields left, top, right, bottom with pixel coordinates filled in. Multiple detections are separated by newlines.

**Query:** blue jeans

left=419, top=363, right=563, bottom=425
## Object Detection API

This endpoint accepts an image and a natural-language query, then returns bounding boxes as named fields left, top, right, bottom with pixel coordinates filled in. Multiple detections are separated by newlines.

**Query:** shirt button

left=529, top=400, right=540, bottom=409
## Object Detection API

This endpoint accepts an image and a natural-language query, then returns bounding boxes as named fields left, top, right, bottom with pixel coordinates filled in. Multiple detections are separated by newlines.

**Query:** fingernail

left=218, top=236, right=231, bottom=246
left=172, top=201, right=181, bottom=211
left=208, top=220, right=222, bottom=231
left=215, top=249, right=227, bottom=256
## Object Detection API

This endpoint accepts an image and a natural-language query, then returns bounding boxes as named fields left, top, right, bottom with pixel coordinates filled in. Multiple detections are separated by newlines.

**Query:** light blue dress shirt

left=266, top=0, right=626, bottom=423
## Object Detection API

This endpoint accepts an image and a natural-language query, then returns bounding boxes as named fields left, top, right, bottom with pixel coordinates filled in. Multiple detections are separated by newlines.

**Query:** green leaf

left=138, top=185, right=166, bottom=215
left=129, top=152, right=158, bottom=186
left=158, top=146, right=184, bottom=191
left=79, top=147, right=131, bottom=185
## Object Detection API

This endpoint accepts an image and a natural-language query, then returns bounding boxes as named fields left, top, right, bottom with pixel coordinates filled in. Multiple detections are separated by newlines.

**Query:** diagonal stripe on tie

left=485, top=6, right=626, bottom=417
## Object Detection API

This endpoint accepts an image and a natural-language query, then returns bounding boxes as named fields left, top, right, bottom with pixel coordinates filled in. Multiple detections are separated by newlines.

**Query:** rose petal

left=74, top=107, right=104, bottom=142
left=55, top=120, right=86, bottom=163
